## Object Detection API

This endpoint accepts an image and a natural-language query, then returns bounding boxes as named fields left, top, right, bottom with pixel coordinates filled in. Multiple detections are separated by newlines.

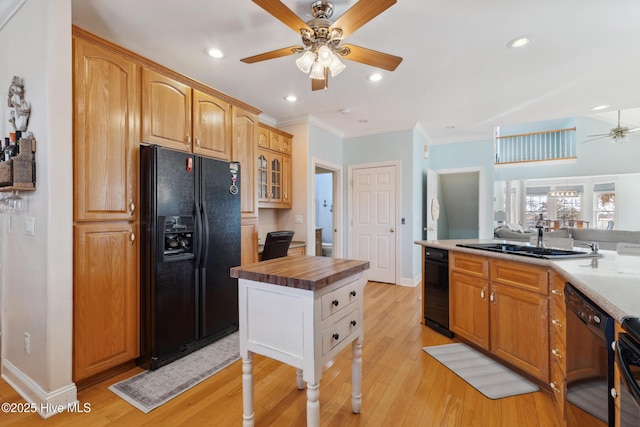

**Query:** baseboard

left=398, top=275, right=421, bottom=287
left=2, top=358, right=78, bottom=419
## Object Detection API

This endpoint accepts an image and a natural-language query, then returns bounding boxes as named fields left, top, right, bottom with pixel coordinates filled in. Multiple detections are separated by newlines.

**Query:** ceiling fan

left=240, top=0, right=403, bottom=91
left=583, top=110, right=640, bottom=144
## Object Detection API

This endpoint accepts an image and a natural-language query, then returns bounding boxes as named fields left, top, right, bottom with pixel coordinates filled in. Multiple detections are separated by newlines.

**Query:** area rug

left=109, top=332, right=240, bottom=413
left=423, top=343, right=539, bottom=399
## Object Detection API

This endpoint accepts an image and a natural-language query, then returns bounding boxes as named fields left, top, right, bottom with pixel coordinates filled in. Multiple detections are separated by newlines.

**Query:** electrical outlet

left=24, top=332, right=30, bottom=354
left=294, top=214, right=303, bottom=224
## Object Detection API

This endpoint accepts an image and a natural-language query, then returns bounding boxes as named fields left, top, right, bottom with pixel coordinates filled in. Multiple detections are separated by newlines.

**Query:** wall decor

left=8, top=75, right=31, bottom=132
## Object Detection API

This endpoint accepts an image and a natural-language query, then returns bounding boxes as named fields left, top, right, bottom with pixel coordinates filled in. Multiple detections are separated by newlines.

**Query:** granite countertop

left=415, top=239, right=640, bottom=322
left=230, top=255, right=369, bottom=291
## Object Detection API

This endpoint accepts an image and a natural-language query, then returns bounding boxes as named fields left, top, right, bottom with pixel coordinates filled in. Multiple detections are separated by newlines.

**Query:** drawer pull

left=350, top=290, right=357, bottom=297
left=551, top=319, right=563, bottom=328
left=332, top=333, right=340, bottom=340
left=550, top=382, right=561, bottom=393
left=611, top=388, right=619, bottom=399
left=551, top=348, right=562, bottom=358
left=332, top=299, right=339, bottom=307
left=551, top=289, right=563, bottom=296
left=351, top=320, right=357, bottom=326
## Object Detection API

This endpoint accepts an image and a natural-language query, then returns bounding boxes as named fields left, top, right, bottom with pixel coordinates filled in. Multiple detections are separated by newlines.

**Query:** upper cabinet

left=193, top=90, right=231, bottom=160
left=257, top=124, right=293, bottom=209
left=142, top=68, right=232, bottom=161
left=232, top=106, right=258, bottom=218
left=142, top=69, right=192, bottom=152
left=73, top=37, right=139, bottom=222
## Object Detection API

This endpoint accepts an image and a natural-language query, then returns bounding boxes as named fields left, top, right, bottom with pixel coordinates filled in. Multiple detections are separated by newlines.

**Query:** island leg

left=306, top=382, right=320, bottom=427
left=351, top=336, right=363, bottom=413
left=242, top=353, right=255, bottom=427
left=296, top=368, right=305, bottom=390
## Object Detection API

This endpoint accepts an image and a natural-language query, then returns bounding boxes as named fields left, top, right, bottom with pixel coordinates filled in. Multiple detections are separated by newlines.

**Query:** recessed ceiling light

left=369, top=73, right=382, bottom=82
left=284, top=95, right=297, bottom=102
left=590, top=104, right=610, bottom=111
left=507, top=36, right=532, bottom=49
left=206, top=48, right=224, bottom=58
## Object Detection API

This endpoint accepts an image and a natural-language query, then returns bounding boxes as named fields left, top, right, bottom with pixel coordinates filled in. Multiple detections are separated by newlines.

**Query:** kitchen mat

left=109, top=332, right=240, bottom=413
left=423, top=342, right=539, bottom=399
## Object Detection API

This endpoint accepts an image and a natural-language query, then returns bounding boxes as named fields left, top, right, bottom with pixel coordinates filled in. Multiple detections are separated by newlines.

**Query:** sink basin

left=456, top=243, right=601, bottom=259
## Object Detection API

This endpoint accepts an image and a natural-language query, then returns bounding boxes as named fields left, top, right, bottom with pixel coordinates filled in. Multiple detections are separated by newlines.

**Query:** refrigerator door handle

left=194, top=201, right=204, bottom=267
left=200, top=202, right=210, bottom=268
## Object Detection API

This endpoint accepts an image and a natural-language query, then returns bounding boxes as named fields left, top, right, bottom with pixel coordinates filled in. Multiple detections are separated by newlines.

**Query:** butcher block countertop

left=230, top=256, right=369, bottom=291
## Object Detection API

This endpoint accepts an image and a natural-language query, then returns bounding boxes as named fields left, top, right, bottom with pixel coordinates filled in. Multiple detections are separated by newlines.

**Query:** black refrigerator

left=138, top=144, right=241, bottom=370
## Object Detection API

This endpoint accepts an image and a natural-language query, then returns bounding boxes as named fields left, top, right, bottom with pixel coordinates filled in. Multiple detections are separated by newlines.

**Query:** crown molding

left=0, top=0, right=25, bottom=31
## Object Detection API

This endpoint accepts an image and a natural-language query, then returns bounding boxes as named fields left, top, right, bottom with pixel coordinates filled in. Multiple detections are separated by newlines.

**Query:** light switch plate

left=25, top=216, right=35, bottom=235
left=294, top=214, right=303, bottom=224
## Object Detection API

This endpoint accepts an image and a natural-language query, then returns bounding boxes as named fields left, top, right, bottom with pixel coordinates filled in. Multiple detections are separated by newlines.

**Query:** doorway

left=313, top=158, right=342, bottom=258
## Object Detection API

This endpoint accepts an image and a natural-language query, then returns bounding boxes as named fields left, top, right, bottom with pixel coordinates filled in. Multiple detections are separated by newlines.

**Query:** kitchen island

left=230, top=256, right=369, bottom=427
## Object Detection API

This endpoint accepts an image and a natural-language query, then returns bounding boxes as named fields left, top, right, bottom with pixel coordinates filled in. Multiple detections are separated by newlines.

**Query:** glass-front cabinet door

left=257, top=153, right=268, bottom=201
left=270, top=156, right=282, bottom=203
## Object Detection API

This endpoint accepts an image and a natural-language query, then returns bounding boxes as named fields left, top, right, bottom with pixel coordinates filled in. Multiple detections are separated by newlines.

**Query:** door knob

left=390, top=228, right=395, bottom=233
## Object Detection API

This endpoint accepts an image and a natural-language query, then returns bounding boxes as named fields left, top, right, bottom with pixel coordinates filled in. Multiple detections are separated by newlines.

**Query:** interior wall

left=440, top=172, right=480, bottom=239
left=0, top=0, right=75, bottom=409
left=314, top=173, right=332, bottom=244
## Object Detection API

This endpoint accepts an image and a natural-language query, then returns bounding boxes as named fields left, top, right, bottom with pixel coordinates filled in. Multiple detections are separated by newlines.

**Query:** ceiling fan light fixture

left=309, top=61, right=326, bottom=80
left=328, top=54, right=345, bottom=77
left=507, top=36, right=532, bottom=49
left=296, top=50, right=316, bottom=74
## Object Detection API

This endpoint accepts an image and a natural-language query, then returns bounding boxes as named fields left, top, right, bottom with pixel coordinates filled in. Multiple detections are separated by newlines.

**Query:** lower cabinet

left=450, top=252, right=550, bottom=382
left=241, top=218, right=258, bottom=265
left=73, top=222, right=139, bottom=382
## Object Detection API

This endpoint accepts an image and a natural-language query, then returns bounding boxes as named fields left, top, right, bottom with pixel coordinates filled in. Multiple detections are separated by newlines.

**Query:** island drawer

left=321, top=281, right=361, bottom=320
left=450, top=251, right=489, bottom=279
left=322, top=308, right=360, bottom=355
left=491, top=259, right=549, bottom=294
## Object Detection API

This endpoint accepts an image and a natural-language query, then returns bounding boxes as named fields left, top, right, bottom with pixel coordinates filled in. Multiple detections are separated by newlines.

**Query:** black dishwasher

left=423, top=247, right=452, bottom=337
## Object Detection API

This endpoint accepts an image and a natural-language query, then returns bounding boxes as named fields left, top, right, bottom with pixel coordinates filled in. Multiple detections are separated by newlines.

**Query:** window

left=594, top=183, right=615, bottom=229
left=525, top=189, right=548, bottom=229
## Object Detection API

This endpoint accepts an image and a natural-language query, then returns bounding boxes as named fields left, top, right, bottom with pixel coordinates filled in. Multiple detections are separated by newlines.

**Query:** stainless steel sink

left=456, top=243, right=601, bottom=259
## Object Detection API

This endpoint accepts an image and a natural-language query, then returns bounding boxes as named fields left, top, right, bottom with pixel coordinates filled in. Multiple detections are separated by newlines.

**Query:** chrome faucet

left=580, top=242, right=599, bottom=254
left=535, top=214, right=545, bottom=247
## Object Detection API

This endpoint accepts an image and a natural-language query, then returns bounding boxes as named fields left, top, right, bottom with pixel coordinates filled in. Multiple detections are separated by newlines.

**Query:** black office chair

left=261, top=231, right=295, bottom=261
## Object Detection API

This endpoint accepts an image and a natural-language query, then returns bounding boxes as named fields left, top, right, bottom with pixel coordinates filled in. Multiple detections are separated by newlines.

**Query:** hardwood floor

left=0, top=282, right=564, bottom=426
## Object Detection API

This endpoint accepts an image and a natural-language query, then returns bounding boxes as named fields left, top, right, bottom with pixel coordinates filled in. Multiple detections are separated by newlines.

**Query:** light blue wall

left=430, top=138, right=495, bottom=238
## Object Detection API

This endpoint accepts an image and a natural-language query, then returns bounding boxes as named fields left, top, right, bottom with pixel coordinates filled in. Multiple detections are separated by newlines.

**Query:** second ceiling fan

left=241, top=0, right=403, bottom=91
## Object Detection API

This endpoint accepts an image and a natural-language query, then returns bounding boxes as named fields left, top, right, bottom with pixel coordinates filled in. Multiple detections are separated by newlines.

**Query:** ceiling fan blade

left=311, top=68, right=329, bottom=91
left=340, top=44, right=402, bottom=71
left=585, top=133, right=611, bottom=138
left=331, top=0, right=396, bottom=39
left=581, top=136, right=608, bottom=143
left=240, top=46, right=302, bottom=64
left=252, top=0, right=311, bottom=33
left=628, top=127, right=640, bottom=134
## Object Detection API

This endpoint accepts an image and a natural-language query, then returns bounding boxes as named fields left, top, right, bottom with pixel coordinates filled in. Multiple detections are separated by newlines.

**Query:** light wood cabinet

left=142, top=69, right=232, bottom=161
left=549, top=273, right=567, bottom=421
left=232, top=106, right=258, bottom=218
left=257, top=124, right=292, bottom=209
left=193, top=89, right=231, bottom=160
left=73, top=37, right=139, bottom=222
left=142, top=68, right=192, bottom=151
left=449, top=252, right=550, bottom=382
left=240, top=217, right=258, bottom=266
left=73, top=33, right=141, bottom=384
left=73, top=221, right=139, bottom=381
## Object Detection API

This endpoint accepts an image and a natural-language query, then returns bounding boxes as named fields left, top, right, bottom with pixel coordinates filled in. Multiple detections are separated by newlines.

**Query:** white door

left=426, top=169, right=439, bottom=240
left=351, top=165, right=396, bottom=284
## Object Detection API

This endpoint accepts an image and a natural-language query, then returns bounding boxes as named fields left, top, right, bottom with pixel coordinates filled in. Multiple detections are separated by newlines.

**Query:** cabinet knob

left=129, top=201, right=135, bottom=215
left=480, top=287, right=486, bottom=299
left=551, top=348, right=562, bottom=358
left=130, top=232, right=136, bottom=245
left=550, top=382, right=561, bottom=393
left=489, top=290, right=496, bottom=303
left=332, top=299, right=339, bottom=307
left=551, top=289, right=563, bottom=296
left=611, top=388, right=619, bottom=399
left=350, top=290, right=357, bottom=297
left=551, top=319, right=563, bottom=328
left=332, top=333, right=340, bottom=340
left=351, top=320, right=357, bottom=327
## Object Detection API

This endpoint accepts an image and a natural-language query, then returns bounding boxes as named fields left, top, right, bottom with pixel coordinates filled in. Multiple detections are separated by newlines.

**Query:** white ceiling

left=70, top=0, right=640, bottom=143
